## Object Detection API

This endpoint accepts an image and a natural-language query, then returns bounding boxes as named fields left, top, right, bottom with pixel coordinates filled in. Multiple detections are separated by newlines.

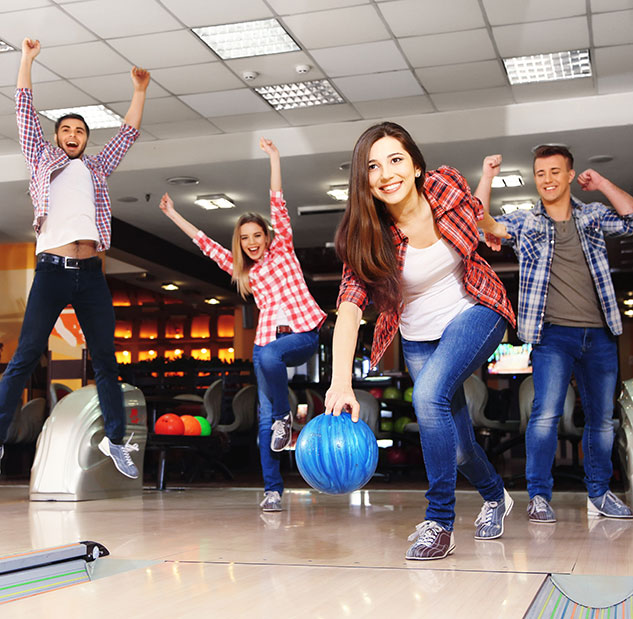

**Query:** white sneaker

left=260, top=490, right=282, bottom=512
left=98, top=435, right=139, bottom=479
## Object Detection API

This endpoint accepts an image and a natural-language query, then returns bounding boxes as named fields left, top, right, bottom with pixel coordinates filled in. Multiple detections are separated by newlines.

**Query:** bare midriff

left=43, top=239, right=98, bottom=259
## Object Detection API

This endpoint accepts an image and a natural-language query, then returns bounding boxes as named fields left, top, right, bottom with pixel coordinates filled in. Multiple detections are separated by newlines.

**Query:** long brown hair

left=231, top=212, right=273, bottom=299
left=335, top=122, right=427, bottom=313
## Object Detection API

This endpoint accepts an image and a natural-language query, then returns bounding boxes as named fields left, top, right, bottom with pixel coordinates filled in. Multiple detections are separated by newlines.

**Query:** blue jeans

left=401, top=305, right=507, bottom=530
left=526, top=324, right=618, bottom=500
left=0, top=258, right=125, bottom=443
left=253, top=329, right=319, bottom=494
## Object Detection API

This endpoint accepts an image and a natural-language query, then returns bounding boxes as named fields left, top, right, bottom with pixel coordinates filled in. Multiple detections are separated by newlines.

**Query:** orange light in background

left=191, top=348, right=211, bottom=361
left=218, top=347, right=234, bottom=363
left=191, top=315, right=210, bottom=338
left=138, top=350, right=158, bottom=361
left=114, top=320, right=133, bottom=339
left=139, top=319, right=158, bottom=339
left=137, top=289, right=157, bottom=305
left=115, top=350, right=131, bottom=364
left=112, top=290, right=131, bottom=307
left=165, top=317, right=185, bottom=339
left=217, top=314, right=235, bottom=338
left=164, top=349, right=184, bottom=360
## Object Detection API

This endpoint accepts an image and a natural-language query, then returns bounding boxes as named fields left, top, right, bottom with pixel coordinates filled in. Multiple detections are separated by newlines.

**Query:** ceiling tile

left=141, top=119, right=223, bottom=139
left=0, top=6, right=96, bottom=48
left=38, top=42, right=131, bottom=78
left=88, top=127, right=157, bottom=146
left=159, top=0, right=272, bottom=26
left=590, top=0, right=633, bottom=11
left=279, top=103, right=361, bottom=126
left=225, top=52, right=324, bottom=86
left=282, top=6, right=389, bottom=49
left=63, top=0, right=181, bottom=38
left=0, top=54, right=59, bottom=88
left=151, top=64, right=244, bottom=95
left=0, top=1, right=49, bottom=11
left=354, top=95, right=435, bottom=119
left=334, top=70, right=423, bottom=102
left=2, top=80, right=97, bottom=109
left=211, top=112, right=290, bottom=133
left=400, top=29, right=496, bottom=68
left=592, top=10, right=633, bottom=46
left=378, top=0, right=485, bottom=37
left=0, top=139, right=19, bottom=155
left=492, top=16, right=590, bottom=57
left=107, top=31, right=215, bottom=69
left=71, top=74, right=169, bottom=102
left=311, top=41, right=408, bottom=78
left=429, top=86, right=514, bottom=111
left=595, top=44, right=633, bottom=93
left=511, top=77, right=596, bottom=102
left=179, top=89, right=271, bottom=117
left=0, top=95, right=14, bottom=115
left=268, top=0, right=370, bottom=14
left=0, top=113, right=19, bottom=139
left=110, top=97, right=203, bottom=124
left=415, top=60, right=507, bottom=94
left=482, top=0, right=586, bottom=26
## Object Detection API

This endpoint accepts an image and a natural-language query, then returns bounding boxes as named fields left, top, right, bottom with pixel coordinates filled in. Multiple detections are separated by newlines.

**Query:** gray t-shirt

left=544, top=219, right=606, bottom=328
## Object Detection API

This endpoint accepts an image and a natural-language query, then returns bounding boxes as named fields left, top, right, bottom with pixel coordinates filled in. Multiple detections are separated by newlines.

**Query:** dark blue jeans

left=527, top=324, right=618, bottom=500
left=253, top=329, right=319, bottom=494
left=401, top=305, right=507, bottom=530
left=0, top=258, right=125, bottom=443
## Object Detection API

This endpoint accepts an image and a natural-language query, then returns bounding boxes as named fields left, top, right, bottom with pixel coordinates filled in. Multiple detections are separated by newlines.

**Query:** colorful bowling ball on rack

left=403, top=387, right=414, bottom=402
left=154, top=413, right=185, bottom=435
left=195, top=416, right=212, bottom=436
left=394, top=416, right=414, bottom=433
left=382, top=386, right=402, bottom=400
left=386, top=446, right=408, bottom=466
left=368, top=387, right=384, bottom=400
left=295, top=413, right=378, bottom=495
left=181, top=415, right=202, bottom=436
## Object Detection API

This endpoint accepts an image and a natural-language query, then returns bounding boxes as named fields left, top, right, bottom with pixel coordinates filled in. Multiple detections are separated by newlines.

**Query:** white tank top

left=36, top=159, right=99, bottom=254
left=399, top=237, right=476, bottom=341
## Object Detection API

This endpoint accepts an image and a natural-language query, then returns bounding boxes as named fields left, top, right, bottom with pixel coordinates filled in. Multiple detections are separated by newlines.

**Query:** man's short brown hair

left=533, top=144, right=573, bottom=171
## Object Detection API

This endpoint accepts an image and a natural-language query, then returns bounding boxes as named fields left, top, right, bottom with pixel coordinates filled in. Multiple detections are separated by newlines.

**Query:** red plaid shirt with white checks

left=194, top=191, right=326, bottom=346
left=15, top=88, right=140, bottom=251
left=338, top=166, right=516, bottom=368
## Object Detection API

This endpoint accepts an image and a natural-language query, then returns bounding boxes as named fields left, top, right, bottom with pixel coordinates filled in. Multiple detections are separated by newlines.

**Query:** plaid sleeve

left=595, top=202, right=633, bottom=237
left=15, top=88, right=46, bottom=170
left=269, top=190, right=293, bottom=250
left=337, top=263, right=370, bottom=311
left=97, top=123, right=140, bottom=177
left=434, top=166, right=484, bottom=221
left=492, top=210, right=528, bottom=249
left=193, top=231, right=234, bottom=275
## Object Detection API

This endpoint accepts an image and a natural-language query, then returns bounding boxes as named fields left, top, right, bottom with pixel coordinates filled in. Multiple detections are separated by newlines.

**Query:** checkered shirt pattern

left=496, top=195, right=633, bottom=344
left=194, top=191, right=326, bottom=346
left=15, top=88, right=139, bottom=251
left=338, top=166, right=515, bottom=368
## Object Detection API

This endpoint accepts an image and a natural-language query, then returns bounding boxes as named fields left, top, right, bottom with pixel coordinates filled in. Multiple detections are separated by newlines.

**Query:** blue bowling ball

left=295, top=413, right=379, bottom=495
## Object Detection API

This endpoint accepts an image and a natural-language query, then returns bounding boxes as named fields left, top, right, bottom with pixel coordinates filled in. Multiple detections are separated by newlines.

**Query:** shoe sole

left=528, top=517, right=557, bottom=523
left=261, top=507, right=282, bottom=512
left=270, top=441, right=290, bottom=453
left=405, top=543, right=456, bottom=561
left=474, top=491, right=514, bottom=540
left=587, top=505, right=633, bottom=519
left=98, top=438, right=139, bottom=479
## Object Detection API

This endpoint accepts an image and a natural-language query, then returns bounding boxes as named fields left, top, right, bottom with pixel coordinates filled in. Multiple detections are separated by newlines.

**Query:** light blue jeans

left=527, top=324, right=618, bottom=500
left=253, top=329, right=319, bottom=494
left=401, top=305, right=507, bottom=530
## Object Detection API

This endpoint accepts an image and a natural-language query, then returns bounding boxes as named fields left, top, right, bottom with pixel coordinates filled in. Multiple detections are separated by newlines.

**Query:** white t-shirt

left=399, top=237, right=476, bottom=341
left=36, top=159, right=99, bottom=254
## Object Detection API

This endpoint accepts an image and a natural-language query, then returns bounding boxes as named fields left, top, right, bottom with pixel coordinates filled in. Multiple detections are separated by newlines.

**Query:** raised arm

left=474, top=154, right=510, bottom=250
left=260, top=137, right=281, bottom=192
left=577, top=169, right=633, bottom=217
left=123, top=67, right=150, bottom=130
left=17, top=38, right=40, bottom=90
left=159, top=193, right=201, bottom=240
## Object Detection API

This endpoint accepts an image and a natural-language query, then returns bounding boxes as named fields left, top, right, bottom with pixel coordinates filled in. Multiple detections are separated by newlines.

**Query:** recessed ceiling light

left=326, top=185, right=349, bottom=202
left=255, top=79, right=344, bottom=110
left=161, top=283, right=179, bottom=291
left=195, top=194, right=235, bottom=210
left=204, top=297, right=220, bottom=305
left=339, top=161, right=351, bottom=171
left=166, top=176, right=199, bottom=185
left=623, top=299, right=633, bottom=307
left=40, top=104, right=123, bottom=129
left=192, top=19, right=299, bottom=60
left=0, top=40, right=15, bottom=53
left=501, top=200, right=534, bottom=214
left=503, top=49, right=592, bottom=85
left=625, top=309, right=633, bottom=318
left=587, top=155, right=614, bottom=164
left=491, top=172, right=524, bottom=188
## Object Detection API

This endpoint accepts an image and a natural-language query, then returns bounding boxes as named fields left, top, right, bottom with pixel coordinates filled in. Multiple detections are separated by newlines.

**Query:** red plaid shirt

left=194, top=191, right=326, bottom=346
left=338, top=166, right=515, bottom=367
left=15, top=88, right=139, bottom=251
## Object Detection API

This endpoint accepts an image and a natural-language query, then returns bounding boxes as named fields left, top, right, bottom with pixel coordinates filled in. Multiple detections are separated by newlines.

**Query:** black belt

left=276, top=325, right=293, bottom=335
left=37, top=253, right=101, bottom=270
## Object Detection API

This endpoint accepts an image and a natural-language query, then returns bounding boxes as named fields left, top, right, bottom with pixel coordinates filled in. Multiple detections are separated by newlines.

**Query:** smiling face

left=239, top=221, right=268, bottom=262
left=55, top=117, right=89, bottom=159
left=367, top=135, right=421, bottom=208
left=534, top=154, right=575, bottom=207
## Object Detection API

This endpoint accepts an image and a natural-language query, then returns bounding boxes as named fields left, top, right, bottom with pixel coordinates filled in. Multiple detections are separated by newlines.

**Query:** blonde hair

left=231, top=213, right=272, bottom=299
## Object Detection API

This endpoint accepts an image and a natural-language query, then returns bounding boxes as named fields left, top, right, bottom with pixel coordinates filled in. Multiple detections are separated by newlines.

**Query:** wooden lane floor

left=0, top=486, right=630, bottom=617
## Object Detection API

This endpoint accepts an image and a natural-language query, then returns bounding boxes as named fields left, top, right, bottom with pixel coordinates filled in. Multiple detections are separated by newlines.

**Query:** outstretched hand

left=259, top=137, right=279, bottom=157
left=159, top=193, right=176, bottom=217
left=131, top=66, right=151, bottom=92
left=484, top=220, right=510, bottom=252
left=482, top=154, right=502, bottom=179
left=22, top=38, right=40, bottom=59
left=577, top=168, right=605, bottom=192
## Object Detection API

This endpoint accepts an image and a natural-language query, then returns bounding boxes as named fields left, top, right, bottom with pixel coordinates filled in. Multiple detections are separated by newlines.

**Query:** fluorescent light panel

left=504, top=49, right=591, bottom=85
left=327, top=185, right=349, bottom=202
left=0, top=40, right=15, bottom=53
left=40, top=104, right=123, bottom=129
left=501, top=201, right=534, bottom=215
left=255, top=79, right=344, bottom=110
left=491, top=172, right=524, bottom=189
left=195, top=194, right=235, bottom=210
left=192, top=19, right=299, bottom=60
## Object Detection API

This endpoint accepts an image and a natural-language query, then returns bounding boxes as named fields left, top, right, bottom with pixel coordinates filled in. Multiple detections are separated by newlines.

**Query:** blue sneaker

left=587, top=490, right=633, bottom=519
left=527, top=495, right=557, bottom=523
left=98, top=435, right=139, bottom=479
left=475, top=488, right=514, bottom=539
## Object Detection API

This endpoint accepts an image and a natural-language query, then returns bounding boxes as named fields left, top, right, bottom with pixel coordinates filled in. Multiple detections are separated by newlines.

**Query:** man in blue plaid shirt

left=478, top=146, right=633, bottom=523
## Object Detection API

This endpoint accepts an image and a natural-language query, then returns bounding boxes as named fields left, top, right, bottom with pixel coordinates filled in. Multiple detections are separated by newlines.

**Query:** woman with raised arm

left=159, top=138, right=326, bottom=512
left=325, top=122, right=515, bottom=561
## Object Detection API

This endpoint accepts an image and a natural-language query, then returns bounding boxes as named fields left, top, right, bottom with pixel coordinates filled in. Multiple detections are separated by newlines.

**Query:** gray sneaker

left=475, top=488, right=514, bottom=539
left=98, top=435, right=139, bottom=479
left=270, top=412, right=292, bottom=452
left=527, top=495, right=557, bottom=523
left=587, top=490, right=633, bottom=519
left=260, top=490, right=282, bottom=512
left=405, top=520, right=455, bottom=561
